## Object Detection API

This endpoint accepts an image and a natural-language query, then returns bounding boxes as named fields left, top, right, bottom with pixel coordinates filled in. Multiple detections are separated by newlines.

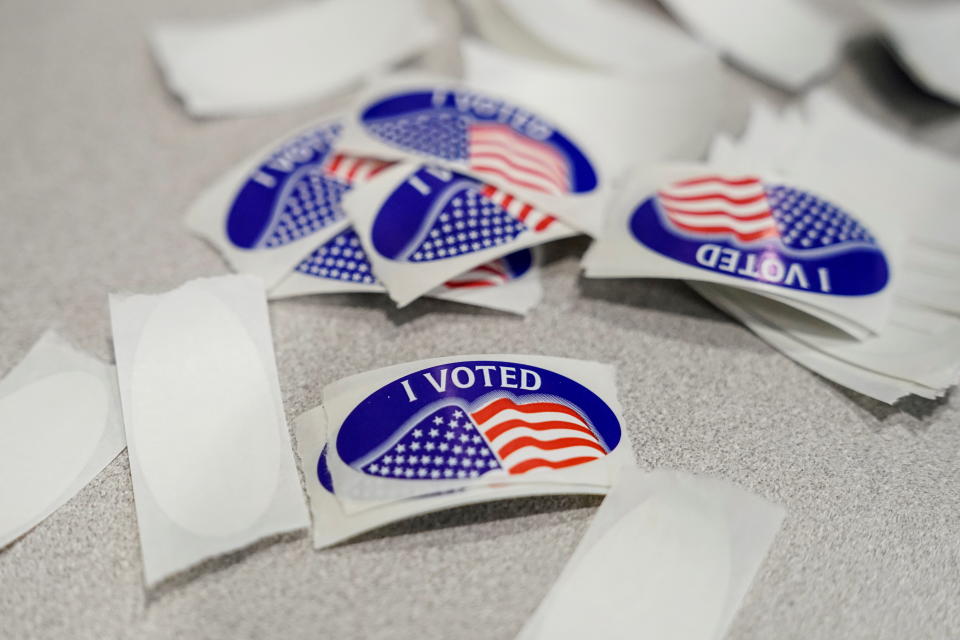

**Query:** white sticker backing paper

left=517, top=467, right=785, bottom=640
left=0, top=332, right=125, bottom=550
left=320, top=354, right=634, bottom=510
left=109, top=275, right=308, bottom=586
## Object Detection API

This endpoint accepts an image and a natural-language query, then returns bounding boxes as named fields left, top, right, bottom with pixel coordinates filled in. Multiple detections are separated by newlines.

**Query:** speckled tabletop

left=1, top=1, right=959, bottom=639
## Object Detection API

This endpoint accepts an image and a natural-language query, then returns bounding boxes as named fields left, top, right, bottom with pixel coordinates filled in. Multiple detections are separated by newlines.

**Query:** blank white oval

left=0, top=371, right=108, bottom=534
left=539, top=489, right=732, bottom=640
left=130, top=287, right=281, bottom=537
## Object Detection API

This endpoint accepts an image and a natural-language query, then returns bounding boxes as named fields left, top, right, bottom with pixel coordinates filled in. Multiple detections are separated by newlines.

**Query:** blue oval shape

left=335, top=360, right=621, bottom=481
left=225, top=122, right=346, bottom=250
left=629, top=177, right=890, bottom=296
left=360, top=88, right=598, bottom=195
left=370, top=166, right=531, bottom=263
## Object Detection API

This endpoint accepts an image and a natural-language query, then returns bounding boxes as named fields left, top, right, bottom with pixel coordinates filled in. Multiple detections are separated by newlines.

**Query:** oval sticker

left=359, top=88, right=598, bottom=195
left=370, top=166, right=557, bottom=263
left=335, top=360, right=621, bottom=481
left=629, top=175, right=890, bottom=296
left=225, top=122, right=346, bottom=251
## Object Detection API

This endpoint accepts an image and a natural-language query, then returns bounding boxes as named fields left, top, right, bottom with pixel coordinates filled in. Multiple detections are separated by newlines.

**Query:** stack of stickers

left=293, top=354, right=635, bottom=548
left=187, top=76, right=611, bottom=315
left=585, top=91, right=960, bottom=403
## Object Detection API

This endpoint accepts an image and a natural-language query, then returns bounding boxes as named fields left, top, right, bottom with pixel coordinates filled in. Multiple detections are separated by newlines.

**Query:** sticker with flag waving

left=344, top=162, right=577, bottom=307
left=335, top=77, right=609, bottom=236
left=321, top=355, right=633, bottom=507
left=269, top=219, right=544, bottom=314
left=583, top=164, right=897, bottom=335
left=184, top=115, right=397, bottom=287
left=293, top=406, right=613, bottom=549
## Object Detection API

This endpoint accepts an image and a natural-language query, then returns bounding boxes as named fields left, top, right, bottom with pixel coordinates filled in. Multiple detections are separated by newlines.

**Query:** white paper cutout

left=335, top=75, right=608, bottom=236
left=321, top=354, right=634, bottom=509
left=294, top=406, right=613, bottom=549
left=658, top=0, right=844, bottom=90
left=110, top=275, right=308, bottom=585
left=872, top=1, right=960, bottom=105
left=518, top=468, right=785, bottom=640
left=345, top=162, right=576, bottom=307
left=0, top=332, right=124, bottom=550
left=149, top=0, right=438, bottom=117
left=495, top=0, right=716, bottom=73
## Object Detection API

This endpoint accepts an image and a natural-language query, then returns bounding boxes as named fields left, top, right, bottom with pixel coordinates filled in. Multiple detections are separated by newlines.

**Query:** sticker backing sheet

left=517, top=467, right=785, bottom=640
left=0, top=332, right=125, bottom=550
left=109, top=275, right=308, bottom=586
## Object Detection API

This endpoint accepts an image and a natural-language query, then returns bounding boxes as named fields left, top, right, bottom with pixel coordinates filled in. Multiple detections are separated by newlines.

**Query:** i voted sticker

left=225, top=122, right=391, bottom=251
left=629, top=175, right=890, bottom=296
left=359, top=88, right=598, bottom=196
left=334, top=360, right=622, bottom=481
left=370, top=166, right=558, bottom=263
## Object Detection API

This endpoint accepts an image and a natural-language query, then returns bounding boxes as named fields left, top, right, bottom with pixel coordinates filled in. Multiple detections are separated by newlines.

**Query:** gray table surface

left=2, top=1, right=959, bottom=638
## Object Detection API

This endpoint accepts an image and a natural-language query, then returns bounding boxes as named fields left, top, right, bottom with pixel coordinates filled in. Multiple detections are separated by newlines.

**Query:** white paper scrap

left=0, top=332, right=125, bottom=550
left=321, top=354, right=634, bottom=508
left=294, top=406, right=614, bottom=549
left=659, top=0, right=845, bottom=90
left=872, top=1, right=960, bottom=105
left=517, top=467, right=785, bottom=640
left=149, top=0, right=439, bottom=117
left=109, top=275, right=308, bottom=586
left=495, top=0, right=716, bottom=74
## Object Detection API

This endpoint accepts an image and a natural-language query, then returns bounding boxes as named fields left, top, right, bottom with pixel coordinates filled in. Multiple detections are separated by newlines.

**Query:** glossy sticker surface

left=335, top=360, right=621, bottom=481
left=629, top=175, right=890, bottom=296
left=359, top=88, right=598, bottom=195
left=370, top=166, right=558, bottom=263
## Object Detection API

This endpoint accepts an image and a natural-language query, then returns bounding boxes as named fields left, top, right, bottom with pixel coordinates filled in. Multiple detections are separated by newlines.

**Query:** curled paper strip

left=149, top=0, right=439, bottom=117
left=109, top=275, right=308, bottom=586
left=321, top=354, right=634, bottom=509
left=517, top=468, right=785, bottom=640
left=0, top=332, right=125, bottom=550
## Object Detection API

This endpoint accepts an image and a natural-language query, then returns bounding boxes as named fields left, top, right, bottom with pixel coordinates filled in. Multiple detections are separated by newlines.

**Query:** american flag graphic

left=323, top=153, right=393, bottom=185
left=357, top=395, right=607, bottom=480
left=405, top=183, right=554, bottom=263
left=657, top=175, right=779, bottom=244
left=657, top=176, right=878, bottom=248
left=442, top=259, right=510, bottom=289
left=366, top=113, right=573, bottom=196
left=468, top=122, right=571, bottom=195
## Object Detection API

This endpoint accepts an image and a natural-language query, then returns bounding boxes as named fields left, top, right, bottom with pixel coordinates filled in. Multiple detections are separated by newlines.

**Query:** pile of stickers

left=583, top=90, right=960, bottom=403
left=186, top=76, right=610, bottom=315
